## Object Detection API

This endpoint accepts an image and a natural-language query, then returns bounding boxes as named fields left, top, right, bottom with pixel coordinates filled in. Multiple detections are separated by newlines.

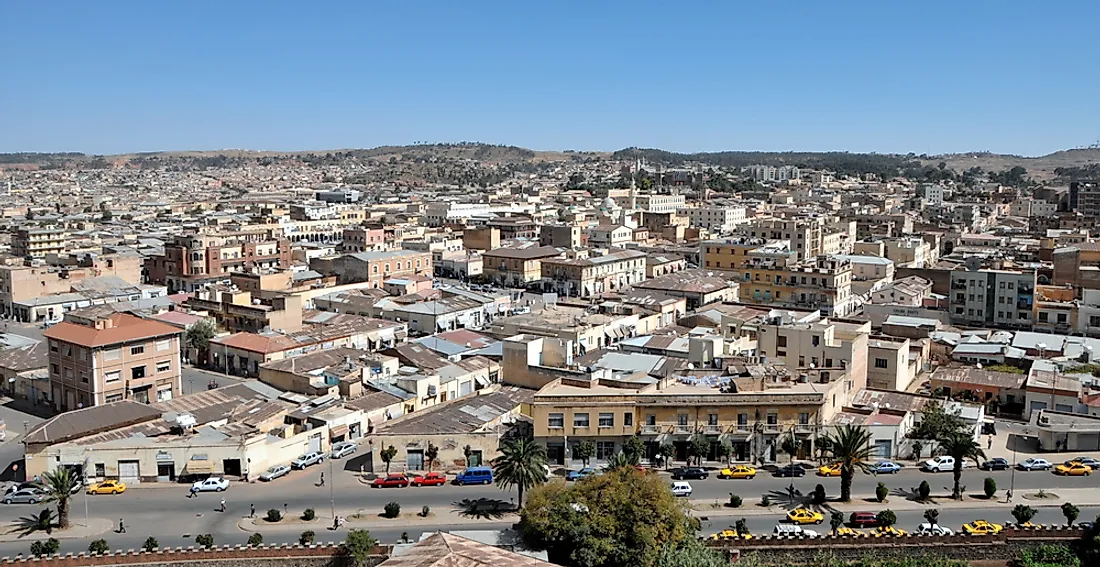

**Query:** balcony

left=640, top=424, right=662, bottom=435
left=704, top=424, right=723, bottom=434
left=764, top=423, right=781, bottom=433
left=572, top=426, right=590, bottom=435
left=795, top=424, right=813, bottom=434
left=674, top=424, right=694, bottom=435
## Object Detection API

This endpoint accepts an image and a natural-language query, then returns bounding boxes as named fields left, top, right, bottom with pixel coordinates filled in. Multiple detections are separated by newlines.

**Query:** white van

left=920, top=456, right=960, bottom=472
left=670, top=481, right=693, bottom=497
left=774, top=524, right=819, bottom=537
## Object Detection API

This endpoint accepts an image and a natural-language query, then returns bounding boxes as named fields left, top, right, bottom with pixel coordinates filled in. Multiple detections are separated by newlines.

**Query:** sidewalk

left=236, top=508, right=518, bottom=533
left=0, top=518, right=111, bottom=543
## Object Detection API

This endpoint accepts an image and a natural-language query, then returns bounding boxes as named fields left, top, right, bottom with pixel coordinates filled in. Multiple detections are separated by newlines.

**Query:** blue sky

left=1, top=1, right=1097, bottom=156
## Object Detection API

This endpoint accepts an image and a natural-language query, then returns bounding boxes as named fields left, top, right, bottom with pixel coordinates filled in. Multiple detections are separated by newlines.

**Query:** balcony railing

left=640, top=424, right=661, bottom=435
left=795, top=424, right=813, bottom=434
left=674, top=425, right=694, bottom=434
left=764, top=423, right=780, bottom=433
left=704, top=424, right=722, bottom=434
left=735, top=424, right=751, bottom=433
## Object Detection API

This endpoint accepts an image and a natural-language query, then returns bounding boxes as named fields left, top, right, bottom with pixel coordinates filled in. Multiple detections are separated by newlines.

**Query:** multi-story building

left=635, top=194, right=686, bottom=214
left=883, top=237, right=934, bottom=268
left=43, top=313, right=183, bottom=410
left=948, top=269, right=1036, bottom=329
left=309, top=250, right=433, bottom=288
left=1070, top=181, right=1100, bottom=217
left=539, top=225, right=582, bottom=249
left=737, top=218, right=827, bottom=262
left=540, top=249, right=647, bottom=298
left=187, top=287, right=304, bottom=333
left=756, top=312, right=870, bottom=392
left=481, top=245, right=562, bottom=287
left=680, top=206, right=747, bottom=233
left=745, top=165, right=800, bottom=182
left=339, top=224, right=386, bottom=253
left=735, top=255, right=856, bottom=317
left=144, top=232, right=292, bottom=293
left=485, top=217, right=538, bottom=240
left=587, top=225, right=633, bottom=248
left=12, top=227, right=67, bottom=259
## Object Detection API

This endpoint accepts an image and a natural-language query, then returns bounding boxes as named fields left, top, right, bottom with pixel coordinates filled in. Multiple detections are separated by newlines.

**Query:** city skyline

left=2, top=1, right=1099, bottom=156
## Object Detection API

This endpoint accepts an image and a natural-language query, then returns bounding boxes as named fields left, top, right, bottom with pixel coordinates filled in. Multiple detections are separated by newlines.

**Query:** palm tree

left=491, top=437, right=547, bottom=508
left=938, top=432, right=985, bottom=500
left=603, top=452, right=634, bottom=472
left=14, top=509, right=55, bottom=536
left=822, top=425, right=875, bottom=502
left=42, top=468, right=79, bottom=530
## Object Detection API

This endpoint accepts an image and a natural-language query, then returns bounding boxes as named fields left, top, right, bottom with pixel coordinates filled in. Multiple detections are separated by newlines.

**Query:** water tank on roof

left=176, top=414, right=197, bottom=430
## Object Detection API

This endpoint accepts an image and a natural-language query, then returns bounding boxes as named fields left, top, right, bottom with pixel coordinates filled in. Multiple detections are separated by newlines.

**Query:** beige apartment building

left=187, top=286, right=304, bottom=333
left=481, top=246, right=562, bottom=287
left=755, top=313, right=870, bottom=396
left=540, top=249, right=647, bottom=298
left=43, top=313, right=183, bottom=411
left=12, top=227, right=68, bottom=259
left=733, top=253, right=856, bottom=317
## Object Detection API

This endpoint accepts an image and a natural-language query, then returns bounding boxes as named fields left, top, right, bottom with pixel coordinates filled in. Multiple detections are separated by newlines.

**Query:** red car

left=849, top=512, right=879, bottom=528
left=411, top=472, right=447, bottom=486
left=371, top=474, right=410, bottom=488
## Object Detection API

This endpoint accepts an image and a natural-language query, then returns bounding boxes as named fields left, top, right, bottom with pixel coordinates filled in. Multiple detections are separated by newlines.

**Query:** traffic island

left=0, top=518, right=112, bottom=543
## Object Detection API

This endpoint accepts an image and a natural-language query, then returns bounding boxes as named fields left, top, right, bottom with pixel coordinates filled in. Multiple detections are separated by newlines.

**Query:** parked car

left=1017, top=458, right=1053, bottom=471
left=191, top=477, right=229, bottom=492
left=774, top=524, right=819, bottom=537
left=670, top=481, right=693, bottom=497
left=921, top=456, right=957, bottom=472
left=455, top=466, right=494, bottom=485
left=848, top=512, right=879, bottom=528
left=566, top=467, right=599, bottom=481
left=3, top=488, right=45, bottom=504
left=371, top=474, right=410, bottom=488
left=867, top=461, right=902, bottom=474
left=86, top=480, right=126, bottom=495
left=329, top=442, right=357, bottom=459
left=259, top=465, right=291, bottom=482
left=817, top=462, right=842, bottom=477
left=670, top=467, right=708, bottom=480
left=774, top=464, right=806, bottom=477
left=962, top=519, right=1003, bottom=535
left=291, top=452, right=324, bottom=469
left=980, top=457, right=1010, bottom=471
left=410, top=472, right=447, bottom=486
left=1071, top=457, right=1100, bottom=470
left=786, top=508, right=825, bottom=525
left=717, top=465, right=756, bottom=479
left=1054, top=461, right=1092, bottom=476
left=916, top=523, right=954, bottom=536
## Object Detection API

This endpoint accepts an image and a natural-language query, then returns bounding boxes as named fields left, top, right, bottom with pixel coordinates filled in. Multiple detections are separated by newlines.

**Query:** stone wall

left=0, top=543, right=391, bottom=567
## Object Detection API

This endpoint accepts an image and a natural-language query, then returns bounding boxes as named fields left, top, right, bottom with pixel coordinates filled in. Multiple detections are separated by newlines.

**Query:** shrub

left=266, top=509, right=283, bottom=522
left=195, top=534, right=214, bottom=549
left=383, top=502, right=401, bottom=519
left=302, top=508, right=316, bottom=521
left=1021, top=543, right=1081, bottom=567
left=924, top=508, right=940, bottom=526
left=247, top=533, right=264, bottom=547
left=143, top=537, right=159, bottom=552
left=876, top=509, right=897, bottom=527
left=343, top=529, right=378, bottom=564
left=830, top=511, right=844, bottom=534
left=299, top=531, right=316, bottom=545
left=30, top=539, right=60, bottom=557
left=760, top=494, right=770, bottom=507
left=421, top=505, right=431, bottom=517
left=727, top=493, right=742, bottom=508
left=1061, top=502, right=1080, bottom=526
left=812, top=484, right=827, bottom=505
left=88, top=540, right=109, bottom=555
left=984, top=477, right=997, bottom=499
left=918, top=480, right=931, bottom=501
left=875, top=482, right=888, bottom=503
left=1012, top=504, right=1037, bottom=525
left=735, top=518, right=750, bottom=535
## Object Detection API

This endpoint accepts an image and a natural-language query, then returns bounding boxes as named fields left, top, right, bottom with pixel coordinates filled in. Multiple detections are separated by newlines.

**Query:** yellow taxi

left=818, top=462, right=843, bottom=477
left=835, top=527, right=863, bottom=536
left=708, top=529, right=753, bottom=540
left=961, top=520, right=1003, bottom=535
left=786, top=508, right=825, bottom=525
left=1054, top=461, right=1092, bottom=476
left=86, top=479, right=126, bottom=495
left=872, top=526, right=907, bottom=536
left=718, top=465, right=757, bottom=480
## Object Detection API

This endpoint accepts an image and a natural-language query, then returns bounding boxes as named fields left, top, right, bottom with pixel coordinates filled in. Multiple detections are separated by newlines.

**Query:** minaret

left=629, top=159, right=639, bottom=210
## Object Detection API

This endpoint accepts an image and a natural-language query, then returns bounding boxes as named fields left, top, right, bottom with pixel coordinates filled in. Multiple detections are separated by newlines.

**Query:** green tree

left=89, top=540, right=109, bottom=554
left=688, top=436, right=710, bottom=466
left=425, top=443, right=439, bottom=473
left=918, top=480, right=931, bottom=501
left=573, top=440, right=596, bottom=467
left=343, top=529, right=378, bottom=564
left=143, top=537, right=159, bottom=552
left=186, top=318, right=217, bottom=360
left=42, top=467, right=79, bottom=529
left=830, top=511, right=844, bottom=534
left=875, top=482, right=888, bottom=503
left=492, top=437, right=548, bottom=507
left=908, top=401, right=967, bottom=441
left=380, top=445, right=398, bottom=474
left=812, top=484, right=827, bottom=505
left=734, top=518, right=749, bottom=535
left=654, top=537, right=726, bottom=567
left=911, top=440, right=924, bottom=460
left=939, top=432, right=985, bottom=499
left=822, top=424, right=875, bottom=502
left=13, top=509, right=54, bottom=536
left=30, top=538, right=59, bottom=557
left=520, top=467, right=696, bottom=567
left=299, top=530, right=315, bottom=545
left=622, top=436, right=645, bottom=465
left=1020, top=543, right=1080, bottom=567
left=658, top=443, right=676, bottom=469
left=383, top=502, right=401, bottom=518
left=924, top=508, right=940, bottom=528
left=195, top=534, right=214, bottom=549
left=1062, top=502, right=1080, bottom=526
left=715, top=440, right=732, bottom=465
left=780, top=433, right=800, bottom=465
left=604, top=452, right=635, bottom=472
left=984, top=477, right=997, bottom=499
left=876, top=509, right=897, bottom=528
left=248, top=533, right=264, bottom=547
left=1012, top=504, right=1037, bottom=525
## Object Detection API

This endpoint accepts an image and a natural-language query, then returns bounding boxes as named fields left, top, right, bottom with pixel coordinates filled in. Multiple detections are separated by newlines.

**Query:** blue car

left=566, top=467, right=598, bottom=481
left=869, top=461, right=902, bottom=474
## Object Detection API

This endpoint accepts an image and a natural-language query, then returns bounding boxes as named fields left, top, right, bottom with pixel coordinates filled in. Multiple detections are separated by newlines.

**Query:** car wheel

left=484, top=479, right=490, bottom=485
left=217, top=487, right=225, bottom=492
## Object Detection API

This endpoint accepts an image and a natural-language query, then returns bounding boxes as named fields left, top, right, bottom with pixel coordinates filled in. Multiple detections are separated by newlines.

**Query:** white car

left=920, top=456, right=961, bottom=472
left=670, top=481, right=692, bottom=497
left=774, top=524, right=819, bottom=537
left=191, top=477, right=229, bottom=492
left=259, top=465, right=291, bottom=482
left=1018, top=458, right=1053, bottom=471
left=292, top=452, right=324, bottom=469
left=329, top=442, right=357, bottom=459
left=917, top=523, right=954, bottom=536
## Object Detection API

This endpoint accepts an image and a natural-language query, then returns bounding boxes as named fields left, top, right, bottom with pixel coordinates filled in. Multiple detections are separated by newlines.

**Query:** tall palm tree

left=491, top=437, right=548, bottom=508
left=938, top=432, right=985, bottom=499
left=823, top=425, right=875, bottom=502
left=42, top=468, right=79, bottom=530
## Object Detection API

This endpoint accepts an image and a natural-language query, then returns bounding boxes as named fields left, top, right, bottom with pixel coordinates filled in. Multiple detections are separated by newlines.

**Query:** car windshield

left=268, top=466, right=280, bottom=472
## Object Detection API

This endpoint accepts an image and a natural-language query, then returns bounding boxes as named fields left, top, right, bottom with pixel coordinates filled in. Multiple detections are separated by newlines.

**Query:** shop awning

left=329, top=425, right=349, bottom=439
left=475, top=375, right=491, bottom=387
left=185, top=459, right=213, bottom=474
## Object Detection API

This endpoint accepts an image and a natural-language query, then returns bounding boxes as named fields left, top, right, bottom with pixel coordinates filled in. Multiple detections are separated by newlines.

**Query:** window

left=156, top=339, right=171, bottom=351
left=131, top=366, right=146, bottom=380
left=95, top=463, right=106, bottom=477
left=624, top=413, right=633, bottom=426
left=104, top=370, right=121, bottom=383
left=50, top=363, right=59, bottom=375
left=677, top=413, right=689, bottom=426
left=105, top=394, right=123, bottom=403
left=78, top=348, right=88, bottom=361
left=737, top=413, right=748, bottom=425
left=80, top=371, right=88, bottom=383
left=573, top=413, right=590, bottom=428
left=156, top=361, right=171, bottom=373
left=598, top=413, right=615, bottom=427
left=596, top=441, right=616, bottom=460
left=1057, top=313, right=1068, bottom=324
left=104, top=348, right=120, bottom=361
left=766, top=413, right=778, bottom=425
left=548, top=413, right=564, bottom=428
left=812, top=335, right=820, bottom=347
left=1007, top=282, right=1014, bottom=290
left=799, top=412, right=810, bottom=425
left=777, top=335, right=787, bottom=348
left=49, top=341, right=58, bottom=353
left=130, top=345, right=145, bottom=355
left=1039, top=312, right=1049, bottom=322
left=707, top=413, right=718, bottom=425
left=875, top=358, right=888, bottom=369
left=63, top=344, right=72, bottom=357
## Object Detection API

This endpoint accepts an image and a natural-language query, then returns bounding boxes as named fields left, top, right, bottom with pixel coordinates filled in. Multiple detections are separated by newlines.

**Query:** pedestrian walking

left=118, top=519, right=125, bottom=533
left=319, top=472, right=325, bottom=487
left=219, top=498, right=226, bottom=513
left=987, top=435, right=993, bottom=449
left=189, top=485, right=198, bottom=498
left=250, top=503, right=255, bottom=518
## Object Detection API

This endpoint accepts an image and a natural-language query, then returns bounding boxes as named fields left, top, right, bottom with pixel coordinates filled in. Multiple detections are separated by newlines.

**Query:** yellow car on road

left=709, top=529, right=753, bottom=540
left=718, top=465, right=757, bottom=479
left=86, top=480, right=126, bottom=495
left=961, top=520, right=1003, bottom=535
left=1054, top=462, right=1092, bottom=476
left=818, top=462, right=842, bottom=477
left=786, top=508, right=825, bottom=525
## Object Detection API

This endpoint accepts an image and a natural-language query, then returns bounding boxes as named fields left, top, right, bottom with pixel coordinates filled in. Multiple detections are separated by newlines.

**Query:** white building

left=635, top=194, right=686, bottom=214
left=681, top=206, right=747, bottom=233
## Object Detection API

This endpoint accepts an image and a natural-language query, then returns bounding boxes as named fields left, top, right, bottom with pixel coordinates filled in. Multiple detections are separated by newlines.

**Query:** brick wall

left=0, top=543, right=392, bottom=567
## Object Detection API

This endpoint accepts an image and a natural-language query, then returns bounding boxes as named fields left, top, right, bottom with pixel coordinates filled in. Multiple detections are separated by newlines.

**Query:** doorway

left=157, top=462, right=175, bottom=482
left=223, top=459, right=242, bottom=477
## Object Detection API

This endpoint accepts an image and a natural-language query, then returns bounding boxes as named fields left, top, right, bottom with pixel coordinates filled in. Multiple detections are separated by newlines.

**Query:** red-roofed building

left=43, top=313, right=182, bottom=410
